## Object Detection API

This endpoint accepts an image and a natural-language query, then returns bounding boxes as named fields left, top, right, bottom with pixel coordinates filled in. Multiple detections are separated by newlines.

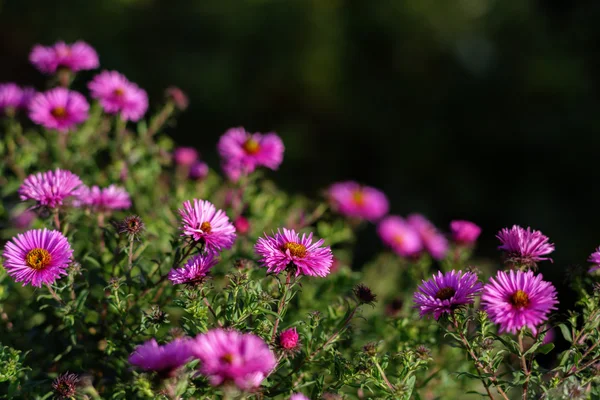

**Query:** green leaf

left=558, top=323, right=573, bottom=342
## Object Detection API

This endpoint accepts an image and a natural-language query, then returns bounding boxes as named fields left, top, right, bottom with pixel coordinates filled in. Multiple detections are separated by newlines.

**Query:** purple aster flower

left=129, top=338, right=193, bottom=376
left=178, top=199, right=236, bottom=251
left=0, top=83, right=25, bottom=115
left=189, top=161, right=209, bottom=181
left=2, top=228, right=73, bottom=287
left=408, top=214, right=449, bottom=260
left=290, top=394, right=309, bottom=400
left=52, top=372, right=80, bottom=399
left=497, top=225, right=555, bottom=267
left=218, top=127, right=284, bottom=181
left=279, top=327, right=300, bottom=354
left=413, top=270, right=482, bottom=319
left=19, top=87, right=37, bottom=109
left=88, top=70, right=148, bottom=122
left=328, top=181, right=389, bottom=222
left=377, top=216, right=423, bottom=257
left=19, top=169, right=83, bottom=209
left=481, top=270, right=558, bottom=334
left=76, top=185, right=131, bottom=212
left=191, top=329, right=276, bottom=390
left=10, top=210, right=36, bottom=230
left=168, top=253, right=219, bottom=284
left=588, top=247, right=600, bottom=273
left=173, top=146, right=199, bottom=166
left=450, top=220, right=481, bottom=246
left=254, top=228, right=333, bottom=277
left=29, top=41, right=99, bottom=74
left=29, top=88, right=89, bottom=132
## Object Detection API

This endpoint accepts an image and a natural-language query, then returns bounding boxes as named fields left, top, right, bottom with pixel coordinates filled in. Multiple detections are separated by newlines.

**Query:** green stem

left=271, top=270, right=292, bottom=342
left=518, top=330, right=530, bottom=400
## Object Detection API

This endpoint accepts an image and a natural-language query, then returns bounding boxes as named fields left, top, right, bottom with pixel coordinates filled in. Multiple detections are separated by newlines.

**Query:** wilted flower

left=178, top=199, right=236, bottom=252
left=328, top=181, right=389, bottom=222
left=385, top=297, right=404, bottom=317
left=354, top=284, right=377, bottom=305
left=88, top=70, right=148, bottom=122
left=377, top=216, right=423, bottom=257
left=254, top=228, right=333, bottom=277
left=218, top=127, right=284, bottom=181
left=168, top=253, right=219, bottom=285
left=30, top=41, right=99, bottom=74
left=481, top=270, right=558, bottom=334
left=129, top=338, right=192, bottom=376
left=29, top=88, right=89, bottom=132
left=19, top=169, right=83, bottom=209
left=413, top=270, right=482, bottom=319
left=52, top=372, right=80, bottom=399
left=497, top=225, right=554, bottom=267
left=2, top=228, right=73, bottom=287
left=407, top=214, right=449, bottom=260
left=191, top=329, right=276, bottom=390
left=450, top=220, right=481, bottom=246
left=76, top=185, right=131, bottom=212
left=588, top=247, right=600, bottom=273
left=116, top=215, right=145, bottom=239
left=165, top=86, right=189, bottom=110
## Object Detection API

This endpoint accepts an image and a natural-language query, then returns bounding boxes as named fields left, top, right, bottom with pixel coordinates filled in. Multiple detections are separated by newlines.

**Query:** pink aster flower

left=279, top=328, right=300, bottom=352
left=408, top=214, right=449, bottom=260
left=88, top=70, right=148, bottom=122
left=481, top=270, right=558, bottom=334
left=168, top=253, right=219, bottom=284
left=588, top=247, right=600, bottom=273
left=328, top=181, right=389, bottom=222
left=2, top=228, right=73, bottom=287
left=254, top=228, right=333, bottom=277
left=497, top=225, right=554, bottom=267
left=191, top=329, right=276, bottom=390
left=129, top=338, right=192, bottom=376
left=20, top=87, right=37, bottom=109
left=178, top=199, right=236, bottom=251
left=290, top=394, right=309, bottom=400
left=218, top=127, right=284, bottom=181
left=29, top=41, right=99, bottom=74
left=450, top=220, right=481, bottom=246
left=377, top=216, right=423, bottom=257
left=189, top=161, right=209, bottom=181
left=19, top=169, right=83, bottom=209
left=234, top=216, right=250, bottom=235
left=173, top=147, right=199, bottom=166
left=413, top=270, right=482, bottom=319
left=76, top=185, right=131, bottom=212
left=29, top=88, right=89, bottom=132
left=0, top=83, right=26, bottom=115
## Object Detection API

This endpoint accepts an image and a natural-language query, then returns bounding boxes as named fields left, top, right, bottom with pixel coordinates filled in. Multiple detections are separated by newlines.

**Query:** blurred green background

left=1, top=0, right=599, bottom=281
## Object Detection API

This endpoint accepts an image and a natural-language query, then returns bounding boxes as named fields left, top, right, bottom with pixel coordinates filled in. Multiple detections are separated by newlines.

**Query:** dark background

left=1, top=0, right=599, bottom=283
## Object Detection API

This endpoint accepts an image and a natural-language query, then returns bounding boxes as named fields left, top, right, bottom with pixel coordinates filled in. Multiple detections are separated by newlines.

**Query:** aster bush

left=1, top=40, right=600, bottom=400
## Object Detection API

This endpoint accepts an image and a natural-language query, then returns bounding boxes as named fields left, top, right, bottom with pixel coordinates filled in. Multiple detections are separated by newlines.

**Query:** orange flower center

left=435, top=287, right=456, bottom=300
left=393, top=234, right=404, bottom=246
left=220, top=353, right=234, bottom=364
left=200, top=221, right=212, bottom=234
left=282, top=242, right=307, bottom=258
left=113, top=87, right=125, bottom=97
left=242, top=139, right=260, bottom=155
left=26, top=248, right=52, bottom=270
left=51, top=107, right=67, bottom=118
left=510, top=290, right=530, bottom=308
left=352, top=190, right=365, bottom=206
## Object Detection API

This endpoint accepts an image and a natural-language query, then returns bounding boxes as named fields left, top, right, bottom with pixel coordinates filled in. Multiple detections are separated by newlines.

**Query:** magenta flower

left=191, top=329, right=276, bottom=390
left=481, top=270, right=558, bottom=334
left=29, top=41, right=99, bottom=74
left=328, top=181, right=389, bottom=222
left=189, top=161, right=209, bottom=181
left=218, top=127, right=284, bottom=181
left=377, top=216, right=423, bottom=257
left=279, top=328, right=300, bottom=352
left=76, top=185, right=131, bottom=212
left=129, top=338, right=192, bottom=376
left=0, top=83, right=34, bottom=114
left=168, top=253, right=219, bottom=284
left=588, top=247, right=600, bottom=273
left=290, top=394, right=309, bottom=400
left=165, top=86, right=189, bottom=111
left=408, top=214, right=449, bottom=260
left=413, top=270, right=482, bottom=319
left=497, top=225, right=554, bottom=267
left=178, top=199, right=236, bottom=251
left=29, top=88, right=89, bottom=132
left=173, top=147, right=199, bottom=166
left=10, top=210, right=36, bottom=230
left=234, top=216, right=250, bottom=235
left=88, top=70, right=148, bottom=121
left=2, top=229, right=73, bottom=287
left=450, top=220, right=481, bottom=246
left=254, top=228, right=333, bottom=277
left=19, top=169, right=83, bottom=209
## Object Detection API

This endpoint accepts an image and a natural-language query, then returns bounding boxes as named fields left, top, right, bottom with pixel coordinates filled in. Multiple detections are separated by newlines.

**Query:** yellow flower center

left=26, top=248, right=52, bottom=270
left=510, top=290, right=530, bottom=308
left=435, top=287, right=456, bottom=300
left=352, top=190, right=365, bottom=206
left=51, top=107, right=67, bottom=118
left=242, top=139, right=260, bottom=155
left=282, top=242, right=307, bottom=258
left=200, top=221, right=212, bottom=234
